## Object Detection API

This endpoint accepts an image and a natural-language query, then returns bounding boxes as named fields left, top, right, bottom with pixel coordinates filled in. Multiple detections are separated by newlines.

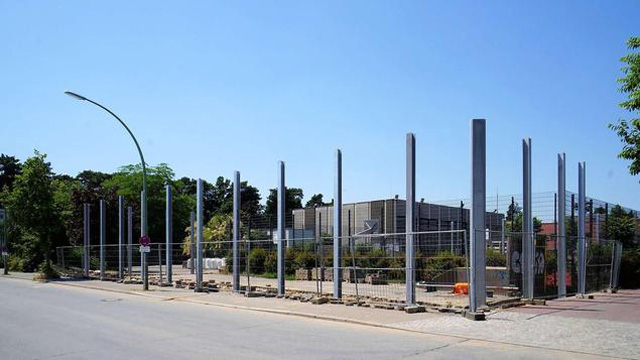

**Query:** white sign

left=1, top=251, right=8, bottom=256
left=139, top=245, right=150, bottom=253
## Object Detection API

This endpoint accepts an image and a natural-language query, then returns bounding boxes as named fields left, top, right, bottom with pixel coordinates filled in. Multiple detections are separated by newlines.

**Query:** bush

left=294, top=250, right=315, bottom=270
left=8, top=256, right=26, bottom=272
left=248, top=248, right=267, bottom=274
left=264, top=252, right=277, bottom=274
left=486, top=249, right=507, bottom=267
left=620, top=248, right=640, bottom=289
left=37, top=261, right=60, bottom=279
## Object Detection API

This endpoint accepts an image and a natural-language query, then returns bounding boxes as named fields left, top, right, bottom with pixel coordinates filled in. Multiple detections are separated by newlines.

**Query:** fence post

left=127, top=206, right=132, bottom=280
left=578, top=162, right=587, bottom=295
left=166, top=184, right=173, bottom=284
left=333, top=149, right=343, bottom=299
left=522, top=138, right=534, bottom=299
left=233, top=171, right=241, bottom=292
left=557, top=153, right=567, bottom=298
left=100, top=199, right=106, bottom=280
left=196, top=179, right=204, bottom=292
left=190, top=211, right=195, bottom=275
left=84, top=203, right=90, bottom=277
left=277, top=161, right=286, bottom=297
left=405, top=133, right=416, bottom=306
left=613, top=242, right=622, bottom=288
left=470, top=119, right=486, bottom=312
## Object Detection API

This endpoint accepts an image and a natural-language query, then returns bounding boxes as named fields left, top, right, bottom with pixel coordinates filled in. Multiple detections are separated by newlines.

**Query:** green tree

left=606, top=205, right=637, bottom=247
left=1, top=151, right=61, bottom=272
left=103, top=163, right=194, bottom=248
left=305, top=193, right=333, bottom=208
left=609, top=37, right=640, bottom=178
left=264, top=187, right=303, bottom=216
left=0, top=154, right=22, bottom=195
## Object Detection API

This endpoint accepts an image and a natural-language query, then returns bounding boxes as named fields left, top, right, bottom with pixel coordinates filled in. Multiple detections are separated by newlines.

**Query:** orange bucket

left=453, top=283, right=468, bottom=295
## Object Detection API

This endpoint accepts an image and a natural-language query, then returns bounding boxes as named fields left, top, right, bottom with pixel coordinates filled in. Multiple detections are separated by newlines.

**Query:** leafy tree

left=305, top=193, right=333, bottom=208
left=183, top=214, right=231, bottom=257
left=0, top=154, right=22, bottom=195
left=76, top=170, right=112, bottom=190
left=609, top=37, right=640, bottom=178
left=505, top=201, right=542, bottom=234
left=264, top=187, right=303, bottom=216
left=1, top=151, right=61, bottom=271
left=606, top=205, right=637, bottom=247
left=176, top=177, right=262, bottom=219
left=103, top=163, right=194, bottom=248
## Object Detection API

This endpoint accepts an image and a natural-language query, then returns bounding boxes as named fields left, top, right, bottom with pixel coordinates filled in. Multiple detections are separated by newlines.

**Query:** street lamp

left=65, top=91, right=150, bottom=290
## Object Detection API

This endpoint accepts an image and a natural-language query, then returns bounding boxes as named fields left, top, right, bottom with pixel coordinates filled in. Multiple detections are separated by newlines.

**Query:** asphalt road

left=0, top=278, right=612, bottom=360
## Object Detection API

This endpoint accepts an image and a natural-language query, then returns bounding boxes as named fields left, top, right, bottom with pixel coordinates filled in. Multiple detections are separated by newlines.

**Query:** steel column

left=127, top=206, right=132, bottom=280
left=83, top=203, right=90, bottom=277
left=277, top=161, right=286, bottom=296
left=450, top=221, right=455, bottom=253
left=190, top=211, right=195, bottom=275
left=470, top=119, right=487, bottom=312
left=405, top=133, right=416, bottom=305
left=578, top=162, right=586, bottom=295
left=500, top=218, right=505, bottom=254
left=99, top=199, right=106, bottom=280
left=196, top=179, right=204, bottom=291
left=522, top=138, right=534, bottom=299
left=233, top=171, right=241, bottom=292
left=141, top=190, right=148, bottom=290
left=118, top=196, right=124, bottom=280
left=557, top=153, right=567, bottom=297
left=333, top=149, right=343, bottom=299
left=165, top=185, right=173, bottom=284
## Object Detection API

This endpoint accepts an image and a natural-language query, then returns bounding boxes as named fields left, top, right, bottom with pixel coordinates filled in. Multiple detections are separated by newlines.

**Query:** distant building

left=290, top=198, right=504, bottom=255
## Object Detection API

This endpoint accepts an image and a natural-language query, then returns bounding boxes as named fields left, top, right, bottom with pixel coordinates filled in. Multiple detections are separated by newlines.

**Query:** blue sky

left=2, top=1, right=639, bottom=208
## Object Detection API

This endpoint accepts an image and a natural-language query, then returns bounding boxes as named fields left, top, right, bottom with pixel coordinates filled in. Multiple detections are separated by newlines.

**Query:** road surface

left=0, top=277, right=614, bottom=359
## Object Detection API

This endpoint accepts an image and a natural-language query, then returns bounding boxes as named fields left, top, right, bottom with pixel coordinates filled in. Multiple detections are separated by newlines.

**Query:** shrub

left=248, top=248, right=267, bottom=274
left=8, top=256, right=26, bottom=272
left=620, top=248, right=640, bottom=289
left=486, top=249, right=507, bottom=267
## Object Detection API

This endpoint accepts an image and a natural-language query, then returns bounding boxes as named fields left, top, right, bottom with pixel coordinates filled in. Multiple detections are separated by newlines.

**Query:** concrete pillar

left=522, top=138, right=534, bottom=299
left=406, top=133, right=416, bottom=305
left=233, top=171, right=241, bottom=292
left=118, top=196, right=124, bottom=280
left=557, top=153, right=567, bottom=297
left=127, top=206, right=132, bottom=280
left=165, top=185, right=173, bottom=284
left=333, top=149, right=343, bottom=299
left=196, top=179, right=204, bottom=291
left=578, top=162, right=586, bottom=295
left=100, top=199, right=106, bottom=280
left=470, top=119, right=487, bottom=312
left=277, top=161, right=286, bottom=296
left=83, top=203, right=90, bottom=277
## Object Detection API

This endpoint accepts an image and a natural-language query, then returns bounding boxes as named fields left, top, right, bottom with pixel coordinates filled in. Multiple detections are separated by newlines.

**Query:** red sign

left=139, top=235, right=151, bottom=246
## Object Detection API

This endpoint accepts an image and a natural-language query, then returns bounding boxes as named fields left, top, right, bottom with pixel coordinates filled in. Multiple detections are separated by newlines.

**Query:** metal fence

left=57, top=230, right=478, bottom=308
left=56, top=220, right=624, bottom=309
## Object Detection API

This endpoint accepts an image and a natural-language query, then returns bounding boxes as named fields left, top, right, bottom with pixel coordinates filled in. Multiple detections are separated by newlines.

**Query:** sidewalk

left=3, top=272, right=639, bottom=359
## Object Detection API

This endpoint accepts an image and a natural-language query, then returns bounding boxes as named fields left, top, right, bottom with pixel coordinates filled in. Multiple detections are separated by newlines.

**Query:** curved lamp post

left=65, top=91, right=149, bottom=290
